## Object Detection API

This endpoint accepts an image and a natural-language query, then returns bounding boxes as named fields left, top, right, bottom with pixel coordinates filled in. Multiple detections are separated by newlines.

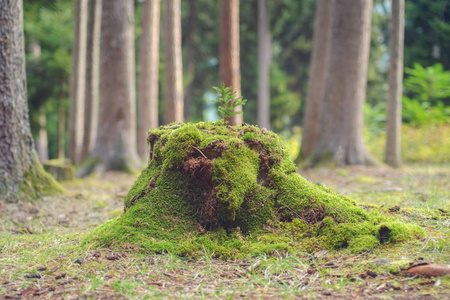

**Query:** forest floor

left=0, top=164, right=449, bottom=299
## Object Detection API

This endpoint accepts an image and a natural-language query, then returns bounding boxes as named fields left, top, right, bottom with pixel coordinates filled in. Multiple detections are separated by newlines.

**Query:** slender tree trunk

left=68, top=0, right=88, bottom=164
left=58, top=96, right=65, bottom=159
left=257, top=0, right=271, bottom=130
left=80, top=0, right=101, bottom=161
left=300, top=0, right=333, bottom=159
left=128, top=2, right=137, bottom=128
left=138, top=0, right=160, bottom=158
left=184, top=0, right=196, bottom=121
left=30, top=40, right=49, bottom=163
left=36, top=107, right=49, bottom=162
left=163, top=0, right=184, bottom=124
left=0, top=0, right=62, bottom=201
left=385, top=0, right=404, bottom=167
left=79, top=0, right=139, bottom=175
left=312, top=0, right=374, bottom=166
left=219, top=0, right=242, bottom=125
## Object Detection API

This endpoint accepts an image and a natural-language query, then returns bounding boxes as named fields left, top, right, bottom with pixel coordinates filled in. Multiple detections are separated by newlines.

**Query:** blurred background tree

left=23, top=0, right=449, bottom=165
left=24, top=0, right=72, bottom=160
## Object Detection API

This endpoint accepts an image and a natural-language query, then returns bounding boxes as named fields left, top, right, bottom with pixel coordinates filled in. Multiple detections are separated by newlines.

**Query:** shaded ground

left=0, top=165, right=449, bottom=299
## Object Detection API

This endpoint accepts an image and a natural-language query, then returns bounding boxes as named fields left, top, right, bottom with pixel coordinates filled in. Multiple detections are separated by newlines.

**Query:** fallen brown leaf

left=403, top=264, right=450, bottom=277
left=20, top=287, right=37, bottom=296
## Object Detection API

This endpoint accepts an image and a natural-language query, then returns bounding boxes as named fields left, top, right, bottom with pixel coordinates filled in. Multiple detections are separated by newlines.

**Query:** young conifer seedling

left=213, top=83, right=247, bottom=122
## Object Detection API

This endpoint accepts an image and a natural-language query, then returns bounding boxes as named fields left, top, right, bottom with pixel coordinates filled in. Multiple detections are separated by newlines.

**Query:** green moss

left=385, top=260, right=411, bottom=274
left=213, top=145, right=260, bottom=222
left=83, top=121, right=425, bottom=259
left=356, top=175, right=378, bottom=183
left=18, top=153, right=64, bottom=201
left=378, top=221, right=426, bottom=243
left=348, top=235, right=379, bottom=254
left=160, top=124, right=202, bottom=169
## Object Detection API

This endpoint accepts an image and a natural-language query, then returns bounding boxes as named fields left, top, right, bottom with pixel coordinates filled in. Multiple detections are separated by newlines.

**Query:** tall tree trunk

left=80, top=0, right=101, bottom=161
left=300, top=0, right=333, bottom=159
left=69, top=0, right=88, bottom=164
left=138, top=0, right=160, bottom=158
left=79, top=0, right=138, bottom=175
left=30, top=40, right=49, bottom=163
left=58, top=96, right=65, bottom=159
left=385, top=0, right=404, bottom=167
left=184, top=0, right=196, bottom=121
left=0, top=0, right=62, bottom=201
left=219, top=0, right=242, bottom=125
left=36, top=107, right=49, bottom=162
left=163, top=0, right=184, bottom=124
left=257, top=0, right=271, bottom=130
left=311, top=0, right=374, bottom=166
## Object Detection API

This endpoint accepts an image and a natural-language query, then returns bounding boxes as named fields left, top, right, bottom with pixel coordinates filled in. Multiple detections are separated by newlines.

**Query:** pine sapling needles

left=213, top=83, right=247, bottom=121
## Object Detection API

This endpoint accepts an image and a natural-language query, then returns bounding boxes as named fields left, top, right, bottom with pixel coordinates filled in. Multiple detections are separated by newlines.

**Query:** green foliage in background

left=405, top=63, right=450, bottom=103
left=364, top=63, right=450, bottom=136
left=269, top=64, right=301, bottom=131
left=404, top=0, right=450, bottom=72
left=23, top=0, right=450, bottom=161
left=266, top=0, right=315, bottom=128
left=364, top=102, right=386, bottom=135
left=24, top=0, right=73, bottom=158
left=366, top=1, right=389, bottom=107
left=402, top=63, right=450, bottom=125
left=402, top=97, right=449, bottom=126
left=364, top=0, right=450, bottom=134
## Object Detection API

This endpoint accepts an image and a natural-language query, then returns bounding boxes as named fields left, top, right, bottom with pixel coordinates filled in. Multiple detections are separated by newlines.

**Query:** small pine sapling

left=213, top=83, right=247, bottom=122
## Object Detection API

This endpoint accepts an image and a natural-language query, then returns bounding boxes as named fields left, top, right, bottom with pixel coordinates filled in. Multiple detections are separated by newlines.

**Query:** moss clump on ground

left=83, top=122, right=425, bottom=259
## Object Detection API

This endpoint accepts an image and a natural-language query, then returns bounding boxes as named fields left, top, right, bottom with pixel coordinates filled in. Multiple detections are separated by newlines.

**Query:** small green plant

left=213, top=83, right=247, bottom=121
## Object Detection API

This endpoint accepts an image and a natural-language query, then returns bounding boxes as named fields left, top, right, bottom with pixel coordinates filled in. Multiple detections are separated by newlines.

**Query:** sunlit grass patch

left=366, top=124, right=450, bottom=164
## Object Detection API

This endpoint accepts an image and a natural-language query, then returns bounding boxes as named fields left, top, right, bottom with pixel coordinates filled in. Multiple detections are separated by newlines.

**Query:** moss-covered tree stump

left=83, top=122, right=424, bottom=258
left=43, top=159, right=75, bottom=181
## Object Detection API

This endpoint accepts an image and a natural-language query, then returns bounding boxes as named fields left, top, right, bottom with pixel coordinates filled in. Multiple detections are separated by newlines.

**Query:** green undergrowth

left=366, top=123, right=450, bottom=163
left=83, top=121, right=425, bottom=259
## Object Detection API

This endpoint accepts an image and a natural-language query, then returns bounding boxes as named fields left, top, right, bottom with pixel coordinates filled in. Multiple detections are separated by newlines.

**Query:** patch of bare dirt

left=300, top=164, right=450, bottom=195
left=0, top=171, right=136, bottom=234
